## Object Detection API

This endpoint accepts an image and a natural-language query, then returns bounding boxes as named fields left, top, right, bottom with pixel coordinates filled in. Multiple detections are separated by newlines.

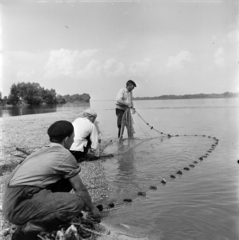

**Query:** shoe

left=11, top=226, right=39, bottom=240
left=22, top=221, right=46, bottom=233
left=11, top=227, right=25, bottom=240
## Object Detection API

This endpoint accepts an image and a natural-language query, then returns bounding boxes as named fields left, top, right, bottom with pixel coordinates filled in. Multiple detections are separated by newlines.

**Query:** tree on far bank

left=7, top=82, right=90, bottom=105
left=21, top=82, right=42, bottom=105
left=41, top=88, right=57, bottom=104
left=8, top=83, right=20, bottom=105
left=62, top=93, right=90, bottom=102
left=56, top=94, right=66, bottom=104
left=8, top=82, right=57, bottom=105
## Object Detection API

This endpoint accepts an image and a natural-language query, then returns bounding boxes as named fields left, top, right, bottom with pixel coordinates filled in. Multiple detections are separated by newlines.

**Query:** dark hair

left=47, top=120, right=74, bottom=143
left=126, top=80, right=137, bottom=87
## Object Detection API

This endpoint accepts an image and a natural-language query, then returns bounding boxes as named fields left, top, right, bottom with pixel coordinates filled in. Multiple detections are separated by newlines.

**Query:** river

left=1, top=98, right=239, bottom=240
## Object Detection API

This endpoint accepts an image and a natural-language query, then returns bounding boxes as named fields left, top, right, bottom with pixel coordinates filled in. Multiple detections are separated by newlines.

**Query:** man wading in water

left=115, top=80, right=137, bottom=139
left=2, top=120, right=100, bottom=240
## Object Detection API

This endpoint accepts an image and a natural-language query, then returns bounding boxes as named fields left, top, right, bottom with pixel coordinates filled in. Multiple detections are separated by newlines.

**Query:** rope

left=132, top=114, right=152, bottom=138
left=135, top=110, right=171, bottom=137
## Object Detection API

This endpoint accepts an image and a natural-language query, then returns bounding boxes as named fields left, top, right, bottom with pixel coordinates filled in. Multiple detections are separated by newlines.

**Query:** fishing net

left=119, top=109, right=135, bottom=141
left=0, top=108, right=220, bottom=240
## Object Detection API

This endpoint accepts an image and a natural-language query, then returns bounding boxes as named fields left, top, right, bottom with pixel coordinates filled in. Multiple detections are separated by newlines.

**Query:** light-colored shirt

left=9, top=143, right=80, bottom=188
left=116, top=88, right=134, bottom=111
left=70, top=117, right=98, bottom=152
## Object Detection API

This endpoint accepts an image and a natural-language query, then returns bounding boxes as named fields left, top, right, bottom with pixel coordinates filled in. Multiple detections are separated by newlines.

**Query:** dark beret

left=47, top=120, right=74, bottom=141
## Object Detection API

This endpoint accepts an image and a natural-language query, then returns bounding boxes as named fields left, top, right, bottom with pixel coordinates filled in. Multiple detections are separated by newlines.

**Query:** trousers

left=116, top=108, right=125, bottom=138
left=3, top=177, right=84, bottom=230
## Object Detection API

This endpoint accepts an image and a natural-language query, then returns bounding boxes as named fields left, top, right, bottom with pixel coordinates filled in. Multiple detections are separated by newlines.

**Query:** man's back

left=8, top=144, right=80, bottom=188
left=72, top=118, right=94, bottom=139
left=70, top=117, right=98, bottom=152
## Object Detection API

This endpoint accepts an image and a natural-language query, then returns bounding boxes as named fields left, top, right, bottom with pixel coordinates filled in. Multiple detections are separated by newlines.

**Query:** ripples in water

left=102, top=134, right=239, bottom=240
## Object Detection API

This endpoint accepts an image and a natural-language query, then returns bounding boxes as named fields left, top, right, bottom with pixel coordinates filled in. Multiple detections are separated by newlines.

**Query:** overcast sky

left=1, top=0, right=238, bottom=100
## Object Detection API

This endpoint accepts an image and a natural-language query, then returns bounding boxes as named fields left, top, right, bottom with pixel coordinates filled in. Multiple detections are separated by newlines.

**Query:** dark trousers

left=70, top=149, right=88, bottom=160
left=3, top=177, right=84, bottom=231
left=116, top=108, right=125, bottom=138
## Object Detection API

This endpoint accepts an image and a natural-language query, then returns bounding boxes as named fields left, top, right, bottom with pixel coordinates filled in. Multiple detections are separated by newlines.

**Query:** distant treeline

left=134, top=92, right=239, bottom=100
left=0, top=82, right=90, bottom=105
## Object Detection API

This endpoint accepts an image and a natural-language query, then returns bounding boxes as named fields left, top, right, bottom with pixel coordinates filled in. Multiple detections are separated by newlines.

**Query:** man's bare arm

left=69, top=174, right=100, bottom=216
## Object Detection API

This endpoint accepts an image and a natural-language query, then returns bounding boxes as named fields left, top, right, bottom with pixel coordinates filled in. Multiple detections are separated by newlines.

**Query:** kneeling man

left=3, top=120, right=100, bottom=240
left=70, top=109, right=99, bottom=161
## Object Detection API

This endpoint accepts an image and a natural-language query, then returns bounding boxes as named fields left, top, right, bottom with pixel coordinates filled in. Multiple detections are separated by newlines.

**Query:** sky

left=1, top=0, right=238, bottom=100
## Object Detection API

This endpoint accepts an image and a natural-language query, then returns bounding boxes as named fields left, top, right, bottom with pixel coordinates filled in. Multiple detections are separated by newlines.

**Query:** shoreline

left=0, top=111, right=149, bottom=240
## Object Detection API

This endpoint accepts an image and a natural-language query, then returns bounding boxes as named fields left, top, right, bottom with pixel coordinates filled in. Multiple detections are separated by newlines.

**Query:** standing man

left=116, top=80, right=137, bottom=138
left=3, top=120, right=100, bottom=240
left=70, top=109, right=99, bottom=161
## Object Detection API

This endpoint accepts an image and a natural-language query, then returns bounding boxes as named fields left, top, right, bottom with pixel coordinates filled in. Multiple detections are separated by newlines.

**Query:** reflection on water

left=103, top=139, right=139, bottom=201
left=0, top=102, right=90, bottom=117
left=0, top=104, right=57, bottom=117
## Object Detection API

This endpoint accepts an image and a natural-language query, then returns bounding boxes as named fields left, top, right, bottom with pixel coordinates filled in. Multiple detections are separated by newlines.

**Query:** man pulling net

left=115, top=80, right=137, bottom=141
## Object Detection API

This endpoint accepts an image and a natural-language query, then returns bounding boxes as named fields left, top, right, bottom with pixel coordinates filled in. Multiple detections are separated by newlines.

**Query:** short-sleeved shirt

left=70, top=117, right=98, bottom=152
left=9, top=143, right=81, bottom=188
left=116, top=88, right=134, bottom=111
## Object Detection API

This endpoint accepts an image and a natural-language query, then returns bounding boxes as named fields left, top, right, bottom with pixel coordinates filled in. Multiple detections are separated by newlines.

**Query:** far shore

left=134, top=97, right=239, bottom=101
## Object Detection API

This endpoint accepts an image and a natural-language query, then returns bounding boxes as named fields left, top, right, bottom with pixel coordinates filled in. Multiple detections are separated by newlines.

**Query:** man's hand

left=131, top=108, right=136, bottom=114
left=90, top=205, right=101, bottom=218
left=90, top=148, right=100, bottom=157
left=128, top=103, right=133, bottom=108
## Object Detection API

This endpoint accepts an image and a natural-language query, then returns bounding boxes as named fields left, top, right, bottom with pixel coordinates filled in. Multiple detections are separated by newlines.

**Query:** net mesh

left=119, top=109, right=134, bottom=140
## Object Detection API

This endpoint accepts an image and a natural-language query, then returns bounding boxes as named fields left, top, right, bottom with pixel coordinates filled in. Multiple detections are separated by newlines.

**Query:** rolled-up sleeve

left=116, top=89, right=128, bottom=106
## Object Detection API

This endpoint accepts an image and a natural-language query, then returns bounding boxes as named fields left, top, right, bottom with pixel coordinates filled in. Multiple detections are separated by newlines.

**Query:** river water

left=1, top=98, right=239, bottom=240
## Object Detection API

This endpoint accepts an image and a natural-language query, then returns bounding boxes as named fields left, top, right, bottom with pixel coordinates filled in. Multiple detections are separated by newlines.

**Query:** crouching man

left=2, top=120, right=100, bottom=240
left=70, top=109, right=100, bottom=161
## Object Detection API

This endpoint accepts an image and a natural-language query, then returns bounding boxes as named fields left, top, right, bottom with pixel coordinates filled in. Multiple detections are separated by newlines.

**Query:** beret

left=47, top=120, right=74, bottom=140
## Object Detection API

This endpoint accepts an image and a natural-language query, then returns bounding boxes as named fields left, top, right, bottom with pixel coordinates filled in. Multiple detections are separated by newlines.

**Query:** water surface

left=2, top=98, right=239, bottom=240
left=94, top=98, right=239, bottom=240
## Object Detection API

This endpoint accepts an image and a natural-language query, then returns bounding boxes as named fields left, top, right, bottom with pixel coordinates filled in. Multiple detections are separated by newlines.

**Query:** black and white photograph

left=0, top=0, right=238, bottom=239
